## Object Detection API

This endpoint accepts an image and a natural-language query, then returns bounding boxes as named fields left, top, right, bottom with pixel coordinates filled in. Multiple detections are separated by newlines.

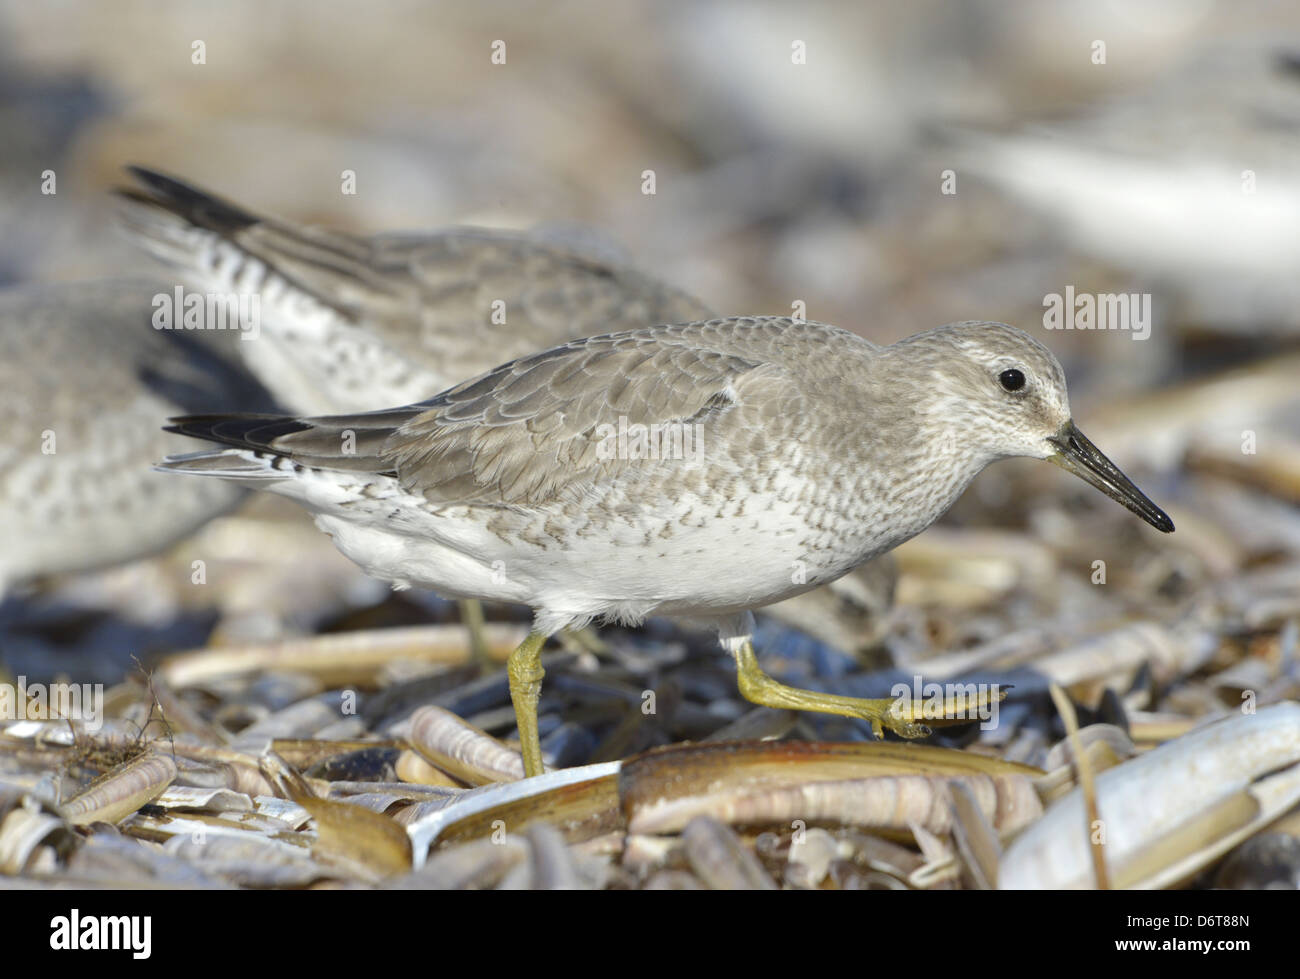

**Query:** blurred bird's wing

left=117, top=166, right=712, bottom=377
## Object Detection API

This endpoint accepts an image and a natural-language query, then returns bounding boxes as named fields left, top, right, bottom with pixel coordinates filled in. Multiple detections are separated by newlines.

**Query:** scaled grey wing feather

left=402, top=232, right=713, bottom=364
left=387, top=329, right=775, bottom=506
left=259, top=324, right=796, bottom=507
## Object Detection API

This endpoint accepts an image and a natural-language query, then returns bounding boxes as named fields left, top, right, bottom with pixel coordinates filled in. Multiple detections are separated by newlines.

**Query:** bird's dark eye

left=999, top=369, right=1026, bottom=392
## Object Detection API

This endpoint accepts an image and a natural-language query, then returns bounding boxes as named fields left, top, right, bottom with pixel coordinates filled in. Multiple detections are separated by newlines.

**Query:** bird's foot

left=732, top=641, right=1002, bottom=739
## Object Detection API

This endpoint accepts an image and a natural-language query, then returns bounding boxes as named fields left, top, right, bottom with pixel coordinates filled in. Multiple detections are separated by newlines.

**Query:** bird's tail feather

left=115, top=165, right=371, bottom=318
left=155, top=449, right=286, bottom=481
left=163, top=411, right=412, bottom=475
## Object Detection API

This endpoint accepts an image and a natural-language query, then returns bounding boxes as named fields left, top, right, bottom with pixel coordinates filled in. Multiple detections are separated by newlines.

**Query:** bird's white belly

left=309, top=471, right=873, bottom=626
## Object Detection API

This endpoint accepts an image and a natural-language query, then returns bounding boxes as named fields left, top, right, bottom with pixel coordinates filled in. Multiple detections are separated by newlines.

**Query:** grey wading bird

left=0, top=279, right=270, bottom=595
left=159, top=316, right=1174, bottom=777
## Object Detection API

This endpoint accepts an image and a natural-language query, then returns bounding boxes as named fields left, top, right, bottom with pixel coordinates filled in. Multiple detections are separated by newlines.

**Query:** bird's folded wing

left=244, top=328, right=787, bottom=507
left=117, top=165, right=380, bottom=320
left=118, top=167, right=712, bottom=367
left=402, top=232, right=714, bottom=360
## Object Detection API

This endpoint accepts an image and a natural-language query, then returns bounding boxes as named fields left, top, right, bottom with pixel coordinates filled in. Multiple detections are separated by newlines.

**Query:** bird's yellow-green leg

left=507, top=631, right=548, bottom=777
left=458, top=598, right=492, bottom=674
left=732, top=640, right=932, bottom=739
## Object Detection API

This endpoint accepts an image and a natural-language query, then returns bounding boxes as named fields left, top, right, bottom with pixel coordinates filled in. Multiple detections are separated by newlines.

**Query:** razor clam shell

left=170, top=760, right=246, bottom=791
left=570, top=830, right=624, bottom=860
left=406, top=761, right=622, bottom=866
left=1125, top=712, right=1210, bottom=743
left=251, top=796, right=312, bottom=829
left=519, top=822, right=585, bottom=889
left=1001, top=702, right=1300, bottom=888
left=0, top=806, right=68, bottom=874
left=424, top=671, right=520, bottom=727
left=151, top=786, right=254, bottom=814
left=321, top=793, right=410, bottom=815
left=1186, top=435, right=1300, bottom=504
left=839, top=830, right=926, bottom=880
left=894, top=527, right=1059, bottom=608
left=297, top=794, right=412, bottom=880
left=914, top=628, right=1057, bottom=682
left=58, top=752, right=178, bottom=826
left=1122, top=762, right=1300, bottom=891
left=394, top=749, right=464, bottom=787
left=1036, top=738, right=1130, bottom=805
left=406, top=704, right=527, bottom=784
left=163, top=833, right=324, bottom=888
left=311, top=717, right=369, bottom=741
left=159, top=623, right=530, bottom=688
left=1085, top=352, right=1300, bottom=471
left=682, top=816, right=778, bottom=890
left=495, top=858, right=533, bottom=890
left=949, top=780, right=1000, bottom=889
left=629, top=772, right=1041, bottom=837
left=703, top=707, right=799, bottom=743
left=66, top=831, right=231, bottom=888
left=228, top=765, right=278, bottom=799
left=127, top=810, right=302, bottom=841
left=1043, top=723, right=1136, bottom=772
left=1028, top=622, right=1218, bottom=692
left=1001, top=726, right=1050, bottom=769
left=363, top=664, right=482, bottom=730
left=432, top=770, right=621, bottom=852
left=621, top=740, right=1042, bottom=836
left=231, top=696, right=347, bottom=751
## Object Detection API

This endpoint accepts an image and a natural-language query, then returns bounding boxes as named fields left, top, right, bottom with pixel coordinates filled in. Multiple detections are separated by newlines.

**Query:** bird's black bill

left=1047, top=421, right=1175, bottom=533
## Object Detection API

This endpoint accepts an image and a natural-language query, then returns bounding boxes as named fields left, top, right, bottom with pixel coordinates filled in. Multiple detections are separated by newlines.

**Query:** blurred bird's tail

left=114, top=165, right=363, bottom=319
left=115, top=166, right=262, bottom=274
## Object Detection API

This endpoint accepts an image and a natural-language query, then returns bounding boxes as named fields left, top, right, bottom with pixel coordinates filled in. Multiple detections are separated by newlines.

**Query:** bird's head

left=892, top=321, right=1174, bottom=533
